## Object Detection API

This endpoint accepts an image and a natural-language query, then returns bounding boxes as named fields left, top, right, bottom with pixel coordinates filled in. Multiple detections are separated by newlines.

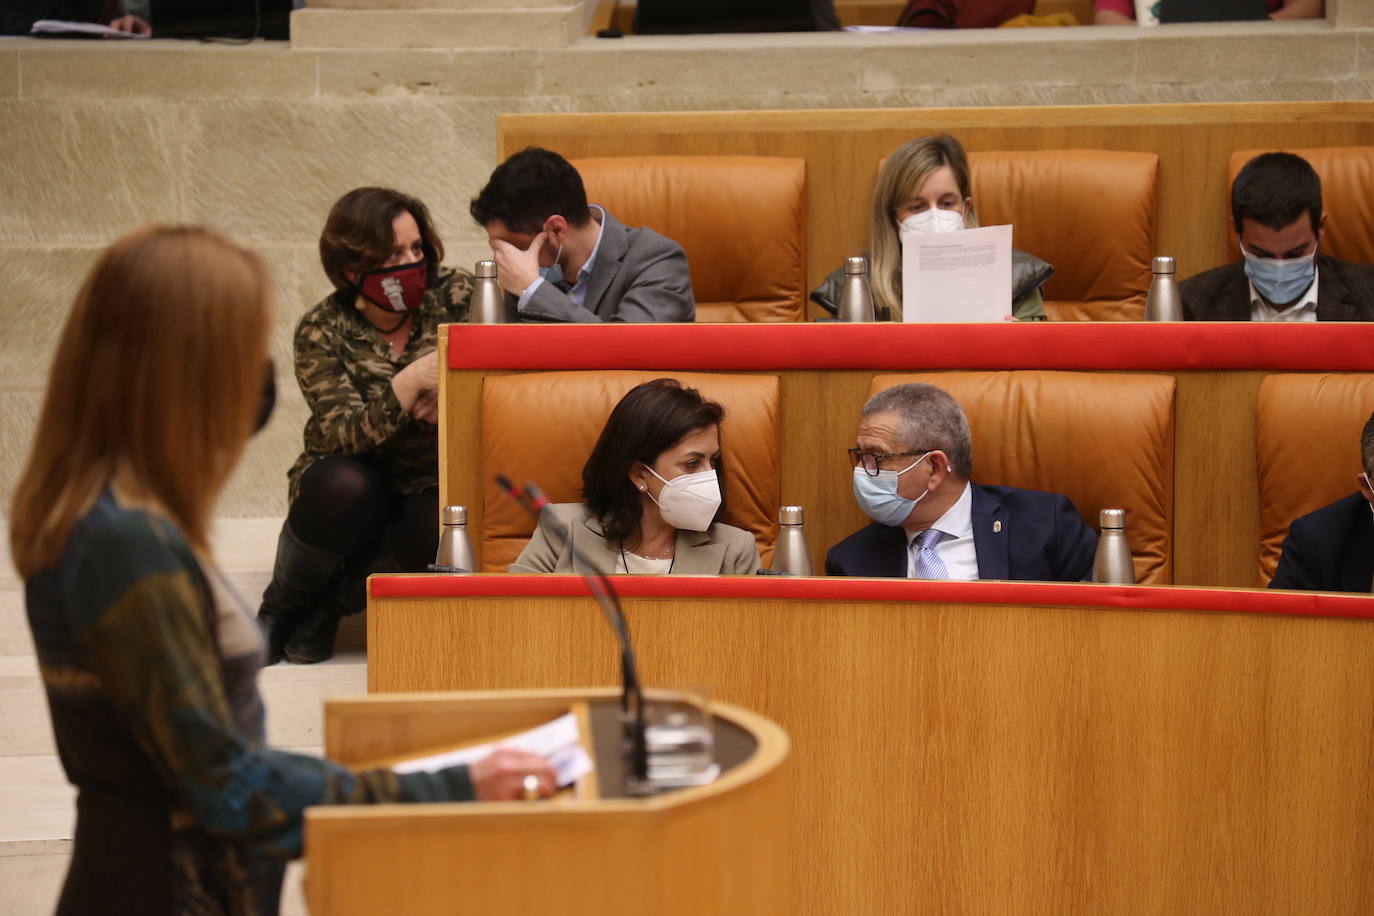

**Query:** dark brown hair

left=583, top=379, right=726, bottom=545
left=319, top=187, right=444, bottom=294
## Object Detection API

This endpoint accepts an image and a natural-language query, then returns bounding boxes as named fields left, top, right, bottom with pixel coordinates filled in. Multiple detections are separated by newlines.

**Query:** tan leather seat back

left=570, top=156, right=807, bottom=323
left=969, top=150, right=1159, bottom=322
left=869, top=371, right=1175, bottom=583
left=1255, top=374, right=1374, bottom=586
left=1227, top=147, right=1374, bottom=265
left=481, top=371, right=781, bottom=571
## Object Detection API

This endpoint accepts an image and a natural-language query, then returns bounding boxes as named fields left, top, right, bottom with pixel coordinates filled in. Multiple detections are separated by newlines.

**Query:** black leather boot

left=283, top=542, right=395, bottom=665
left=256, top=521, right=346, bottom=665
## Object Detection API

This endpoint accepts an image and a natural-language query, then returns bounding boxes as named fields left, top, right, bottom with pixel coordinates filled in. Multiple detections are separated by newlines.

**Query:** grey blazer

left=513, top=209, right=695, bottom=323
left=509, top=503, right=760, bottom=575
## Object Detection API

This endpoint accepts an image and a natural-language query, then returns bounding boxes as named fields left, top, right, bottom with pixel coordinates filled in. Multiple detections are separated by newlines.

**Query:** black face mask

left=254, top=361, right=276, bottom=435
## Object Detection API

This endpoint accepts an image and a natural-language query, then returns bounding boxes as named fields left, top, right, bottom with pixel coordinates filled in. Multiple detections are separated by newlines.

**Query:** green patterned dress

left=26, top=489, right=475, bottom=915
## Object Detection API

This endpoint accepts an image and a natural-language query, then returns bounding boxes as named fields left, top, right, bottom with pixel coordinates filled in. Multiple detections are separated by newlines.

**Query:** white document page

left=31, top=20, right=149, bottom=38
left=392, top=711, right=595, bottom=787
left=900, top=224, right=1013, bottom=323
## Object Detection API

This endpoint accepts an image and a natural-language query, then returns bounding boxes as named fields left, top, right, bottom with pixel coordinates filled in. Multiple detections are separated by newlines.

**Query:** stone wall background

left=1, top=20, right=1371, bottom=518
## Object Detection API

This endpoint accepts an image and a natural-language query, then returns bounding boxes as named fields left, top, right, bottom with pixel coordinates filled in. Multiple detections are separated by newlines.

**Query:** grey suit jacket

left=512, top=209, right=695, bottom=323
left=1180, top=254, right=1374, bottom=321
left=509, top=503, right=760, bottom=575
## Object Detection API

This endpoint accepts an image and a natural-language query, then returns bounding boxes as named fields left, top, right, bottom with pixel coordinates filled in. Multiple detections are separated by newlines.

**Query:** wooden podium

left=304, top=688, right=791, bottom=916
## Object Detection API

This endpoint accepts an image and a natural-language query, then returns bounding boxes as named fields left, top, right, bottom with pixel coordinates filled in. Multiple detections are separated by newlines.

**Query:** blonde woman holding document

left=810, top=133, right=1052, bottom=321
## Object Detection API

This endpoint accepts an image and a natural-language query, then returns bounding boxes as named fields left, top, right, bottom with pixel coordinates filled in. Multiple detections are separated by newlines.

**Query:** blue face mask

left=1241, top=242, right=1316, bottom=306
left=539, top=236, right=564, bottom=286
left=852, top=452, right=931, bottom=527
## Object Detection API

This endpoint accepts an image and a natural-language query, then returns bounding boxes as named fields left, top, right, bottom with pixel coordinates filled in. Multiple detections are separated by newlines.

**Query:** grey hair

left=862, top=382, right=973, bottom=478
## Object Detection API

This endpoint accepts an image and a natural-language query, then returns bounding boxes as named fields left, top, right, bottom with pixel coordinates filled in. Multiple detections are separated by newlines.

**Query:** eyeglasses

left=848, top=448, right=933, bottom=477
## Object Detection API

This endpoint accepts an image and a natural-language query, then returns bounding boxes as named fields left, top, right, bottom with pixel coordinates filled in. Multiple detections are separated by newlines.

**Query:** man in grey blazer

left=469, top=147, right=695, bottom=323
left=1181, top=151, right=1374, bottom=322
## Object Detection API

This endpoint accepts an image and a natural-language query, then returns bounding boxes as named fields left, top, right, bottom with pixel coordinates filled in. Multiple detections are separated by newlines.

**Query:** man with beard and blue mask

left=1270, top=411, right=1374, bottom=592
left=825, top=383, right=1096, bottom=581
left=1181, top=152, right=1374, bottom=322
left=469, top=147, right=695, bottom=323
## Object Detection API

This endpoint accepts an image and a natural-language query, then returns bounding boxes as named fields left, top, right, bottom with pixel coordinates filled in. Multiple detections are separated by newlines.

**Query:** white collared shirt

left=517, top=204, right=607, bottom=310
left=905, top=482, right=979, bottom=580
left=1249, top=267, right=1319, bottom=322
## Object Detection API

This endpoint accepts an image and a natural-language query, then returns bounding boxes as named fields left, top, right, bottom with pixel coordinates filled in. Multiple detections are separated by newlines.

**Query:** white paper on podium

left=900, top=224, right=1013, bottom=323
left=392, top=711, right=594, bottom=787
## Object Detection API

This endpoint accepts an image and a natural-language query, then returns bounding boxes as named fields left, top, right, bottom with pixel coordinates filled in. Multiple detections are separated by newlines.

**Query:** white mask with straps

left=643, top=466, right=722, bottom=532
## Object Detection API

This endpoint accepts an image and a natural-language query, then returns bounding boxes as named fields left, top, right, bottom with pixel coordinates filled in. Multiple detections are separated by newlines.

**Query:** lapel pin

left=992, top=520, right=1002, bottom=533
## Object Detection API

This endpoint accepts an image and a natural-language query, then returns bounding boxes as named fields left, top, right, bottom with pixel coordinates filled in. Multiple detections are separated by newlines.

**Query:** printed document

left=900, top=224, right=1013, bottom=323
left=392, top=711, right=594, bottom=787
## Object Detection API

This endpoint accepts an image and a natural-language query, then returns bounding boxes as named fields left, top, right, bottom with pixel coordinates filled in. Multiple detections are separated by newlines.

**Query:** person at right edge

left=1270, top=411, right=1374, bottom=592
left=825, top=383, right=1096, bottom=581
left=470, top=146, right=695, bottom=323
left=1181, top=152, right=1374, bottom=322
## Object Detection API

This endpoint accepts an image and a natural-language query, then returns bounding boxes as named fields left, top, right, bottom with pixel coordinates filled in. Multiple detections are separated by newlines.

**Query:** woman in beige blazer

left=510, top=379, right=760, bottom=576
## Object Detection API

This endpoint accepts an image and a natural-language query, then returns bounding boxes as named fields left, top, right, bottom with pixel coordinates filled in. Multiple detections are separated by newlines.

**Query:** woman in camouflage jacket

left=258, top=188, right=473, bottom=664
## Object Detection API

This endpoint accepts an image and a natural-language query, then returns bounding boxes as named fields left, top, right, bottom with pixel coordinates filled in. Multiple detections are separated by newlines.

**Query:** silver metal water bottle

left=1093, top=508, right=1136, bottom=584
left=771, top=505, right=814, bottom=576
left=435, top=505, right=474, bottom=573
left=469, top=259, right=506, bottom=324
left=837, top=256, right=876, bottom=323
left=1144, top=256, right=1183, bottom=322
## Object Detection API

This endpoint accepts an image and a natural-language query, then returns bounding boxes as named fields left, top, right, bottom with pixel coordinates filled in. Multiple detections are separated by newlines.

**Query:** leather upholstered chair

left=570, top=156, right=807, bottom=323
left=1255, top=374, right=1374, bottom=586
left=1227, top=147, right=1374, bottom=266
left=480, top=370, right=781, bottom=571
left=868, top=371, right=1176, bottom=584
left=968, top=150, right=1159, bottom=322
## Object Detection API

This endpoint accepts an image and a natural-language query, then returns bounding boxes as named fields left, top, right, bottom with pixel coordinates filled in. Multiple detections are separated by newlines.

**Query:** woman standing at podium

left=511, top=378, right=761, bottom=575
left=9, top=226, right=553, bottom=916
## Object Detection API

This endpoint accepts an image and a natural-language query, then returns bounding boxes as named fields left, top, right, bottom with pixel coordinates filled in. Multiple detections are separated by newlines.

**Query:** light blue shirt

left=517, top=204, right=607, bottom=312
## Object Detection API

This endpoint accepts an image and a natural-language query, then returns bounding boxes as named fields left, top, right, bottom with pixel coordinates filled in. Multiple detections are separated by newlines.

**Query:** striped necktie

left=911, top=527, right=949, bottom=580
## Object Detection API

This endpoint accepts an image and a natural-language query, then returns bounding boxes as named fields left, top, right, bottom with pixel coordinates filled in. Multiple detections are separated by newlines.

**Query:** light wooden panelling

left=498, top=102, right=1374, bottom=319
left=368, top=592, right=1374, bottom=916
left=308, top=689, right=791, bottom=916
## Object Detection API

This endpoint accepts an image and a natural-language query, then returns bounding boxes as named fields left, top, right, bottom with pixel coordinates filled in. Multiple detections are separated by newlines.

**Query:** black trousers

left=286, top=456, right=439, bottom=615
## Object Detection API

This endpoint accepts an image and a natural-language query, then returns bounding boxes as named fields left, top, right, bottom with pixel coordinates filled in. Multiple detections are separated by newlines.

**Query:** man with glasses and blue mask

left=469, top=147, right=695, bottom=324
left=1181, top=152, right=1374, bottom=322
left=825, top=382, right=1097, bottom=581
left=1270, top=411, right=1374, bottom=592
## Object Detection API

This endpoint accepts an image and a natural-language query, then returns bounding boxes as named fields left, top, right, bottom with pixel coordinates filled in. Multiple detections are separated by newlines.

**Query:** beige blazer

left=509, top=503, right=760, bottom=576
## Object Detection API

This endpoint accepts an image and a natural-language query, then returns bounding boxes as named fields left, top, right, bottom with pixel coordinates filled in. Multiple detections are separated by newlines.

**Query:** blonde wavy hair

left=868, top=134, right=978, bottom=318
left=10, top=226, right=271, bottom=578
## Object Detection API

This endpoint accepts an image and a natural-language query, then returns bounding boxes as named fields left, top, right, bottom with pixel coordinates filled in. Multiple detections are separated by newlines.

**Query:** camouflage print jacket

left=287, top=266, right=473, bottom=504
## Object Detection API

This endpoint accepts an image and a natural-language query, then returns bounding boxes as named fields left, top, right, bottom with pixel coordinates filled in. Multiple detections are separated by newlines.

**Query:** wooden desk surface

left=369, top=575, right=1374, bottom=915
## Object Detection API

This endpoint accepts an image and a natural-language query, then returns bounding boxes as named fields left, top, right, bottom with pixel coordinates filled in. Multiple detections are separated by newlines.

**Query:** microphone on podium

left=494, top=475, right=651, bottom=793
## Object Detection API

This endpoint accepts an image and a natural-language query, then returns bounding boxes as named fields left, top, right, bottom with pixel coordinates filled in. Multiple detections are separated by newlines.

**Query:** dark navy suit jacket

left=824, top=483, right=1097, bottom=582
left=1269, top=492, right=1374, bottom=593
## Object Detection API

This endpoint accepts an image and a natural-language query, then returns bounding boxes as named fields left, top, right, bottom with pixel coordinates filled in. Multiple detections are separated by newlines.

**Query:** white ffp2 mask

left=644, top=466, right=722, bottom=532
left=901, top=209, right=966, bottom=234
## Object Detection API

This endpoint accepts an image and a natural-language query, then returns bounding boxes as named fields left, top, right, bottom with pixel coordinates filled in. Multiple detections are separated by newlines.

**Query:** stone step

left=0, top=753, right=312, bottom=916
left=0, top=651, right=367, bottom=758
left=291, top=5, right=587, bottom=49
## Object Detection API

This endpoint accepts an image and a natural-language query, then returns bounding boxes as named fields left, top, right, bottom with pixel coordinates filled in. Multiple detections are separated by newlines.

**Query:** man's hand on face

left=490, top=230, right=547, bottom=296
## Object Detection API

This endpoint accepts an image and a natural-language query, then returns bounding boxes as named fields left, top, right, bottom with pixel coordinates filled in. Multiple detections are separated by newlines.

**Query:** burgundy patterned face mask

left=357, top=259, right=427, bottom=313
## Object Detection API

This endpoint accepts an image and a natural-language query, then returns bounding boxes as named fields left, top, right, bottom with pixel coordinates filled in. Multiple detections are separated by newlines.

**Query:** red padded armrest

left=371, top=574, right=1374, bottom=621
left=448, top=323, right=1374, bottom=372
